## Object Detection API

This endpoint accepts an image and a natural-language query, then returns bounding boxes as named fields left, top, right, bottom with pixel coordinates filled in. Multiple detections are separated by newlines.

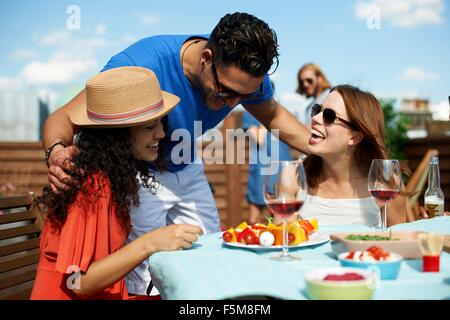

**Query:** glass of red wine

left=368, top=159, right=401, bottom=231
left=264, top=160, right=307, bottom=261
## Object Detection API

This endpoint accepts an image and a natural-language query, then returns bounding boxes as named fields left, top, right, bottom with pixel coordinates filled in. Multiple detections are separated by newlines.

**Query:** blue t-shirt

left=101, top=35, right=273, bottom=172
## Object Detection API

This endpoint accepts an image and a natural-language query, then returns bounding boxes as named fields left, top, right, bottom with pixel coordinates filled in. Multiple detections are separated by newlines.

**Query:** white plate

left=223, top=231, right=330, bottom=251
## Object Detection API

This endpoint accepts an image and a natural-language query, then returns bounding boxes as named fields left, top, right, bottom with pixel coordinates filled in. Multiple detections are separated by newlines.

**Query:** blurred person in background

left=296, top=63, right=331, bottom=125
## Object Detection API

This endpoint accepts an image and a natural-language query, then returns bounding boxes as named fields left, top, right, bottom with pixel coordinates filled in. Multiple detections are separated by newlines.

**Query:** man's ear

left=349, top=131, right=364, bottom=146
left=201, top=49, right=213, bottom=65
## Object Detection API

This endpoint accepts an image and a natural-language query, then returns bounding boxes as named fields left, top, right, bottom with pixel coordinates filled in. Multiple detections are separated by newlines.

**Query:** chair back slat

left=0, top=268, right=36, bottom=291
left=0, top=192, right=44, bottom=300
left=0, top=211, right=35, bottom=225
left=0, top=195, right=32, bottom=211
left=0, top=224, right=41, bottom=241
left=0, top=248, right=41, bottom=273
left=0, top=238, right=40, bottom=257
left=0, top=281, right=34, bottom=300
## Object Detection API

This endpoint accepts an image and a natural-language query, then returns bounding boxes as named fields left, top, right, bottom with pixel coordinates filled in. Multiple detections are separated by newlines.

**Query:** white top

left=299, top=194, right=381, bottom=227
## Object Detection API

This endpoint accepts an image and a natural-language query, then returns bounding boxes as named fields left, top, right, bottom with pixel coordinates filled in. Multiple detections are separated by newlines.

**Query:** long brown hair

left=304, top=85, right=387, bottom=189
left=296, top=63, right=331, bottom=96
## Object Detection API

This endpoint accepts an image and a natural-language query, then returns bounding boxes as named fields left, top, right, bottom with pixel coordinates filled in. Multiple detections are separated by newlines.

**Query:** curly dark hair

left=40, top=118, right=168, bottom=233
left=208, top=12, right=279, bottom=77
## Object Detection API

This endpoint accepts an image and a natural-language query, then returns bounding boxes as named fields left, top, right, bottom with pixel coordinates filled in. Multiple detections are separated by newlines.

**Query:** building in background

left=0, top=89, right=49, bottom=141
left=401, top=98, right=433, bottom=133
left=400, top=98, right=450, bottom=138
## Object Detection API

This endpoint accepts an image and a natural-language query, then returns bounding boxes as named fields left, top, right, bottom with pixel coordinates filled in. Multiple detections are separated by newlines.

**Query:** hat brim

left=69, top=91, right=180, bottom=128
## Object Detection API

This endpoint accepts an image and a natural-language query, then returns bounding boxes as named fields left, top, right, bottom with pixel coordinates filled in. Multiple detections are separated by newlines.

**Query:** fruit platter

left=222, top=219, right=330, bottom=251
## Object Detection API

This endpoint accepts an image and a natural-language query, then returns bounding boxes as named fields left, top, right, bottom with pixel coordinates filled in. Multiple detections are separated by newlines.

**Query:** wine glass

left=368, top=159, right=402, bottom=231
left=263, top=160, right=307, bottom=261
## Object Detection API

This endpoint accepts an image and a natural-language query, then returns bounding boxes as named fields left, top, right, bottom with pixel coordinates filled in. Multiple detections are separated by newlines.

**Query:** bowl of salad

left=304, top=267, right=376, bottom=300
left=330, top=230, right=422, bottom=259
left=338, top=246, right=403, bottom=280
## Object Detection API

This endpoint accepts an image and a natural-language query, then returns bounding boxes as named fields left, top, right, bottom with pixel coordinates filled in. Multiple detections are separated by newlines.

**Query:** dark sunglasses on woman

left=311, top=103, right=356, bottom=129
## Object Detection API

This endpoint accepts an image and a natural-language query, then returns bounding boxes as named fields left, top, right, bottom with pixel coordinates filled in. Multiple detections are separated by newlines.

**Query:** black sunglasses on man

left=211, top=56, right=264, bottom=101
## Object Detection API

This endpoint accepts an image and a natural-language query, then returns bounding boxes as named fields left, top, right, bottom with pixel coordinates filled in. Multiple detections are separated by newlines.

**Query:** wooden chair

left=0, top=193, right=44, bottom=300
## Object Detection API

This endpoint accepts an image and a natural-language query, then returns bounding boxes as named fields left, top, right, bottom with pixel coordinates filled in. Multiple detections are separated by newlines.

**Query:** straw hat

left=70, top=66, right=180, bottom=128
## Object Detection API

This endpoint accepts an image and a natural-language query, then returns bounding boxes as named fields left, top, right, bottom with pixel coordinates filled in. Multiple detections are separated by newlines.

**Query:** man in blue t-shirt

left=43, top=12, right=310, bottom=295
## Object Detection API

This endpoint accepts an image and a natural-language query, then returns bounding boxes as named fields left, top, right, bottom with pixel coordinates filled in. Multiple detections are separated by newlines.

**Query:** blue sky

left=1, top=0, right=449, bottom=120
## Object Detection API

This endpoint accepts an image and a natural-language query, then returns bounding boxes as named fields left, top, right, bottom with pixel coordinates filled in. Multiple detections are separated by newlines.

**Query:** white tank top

left=299, top=195, right=381, bottom=227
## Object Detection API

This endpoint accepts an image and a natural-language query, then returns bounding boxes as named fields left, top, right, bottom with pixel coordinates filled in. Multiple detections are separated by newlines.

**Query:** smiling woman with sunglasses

left=297, top=84, right=398, bottom=227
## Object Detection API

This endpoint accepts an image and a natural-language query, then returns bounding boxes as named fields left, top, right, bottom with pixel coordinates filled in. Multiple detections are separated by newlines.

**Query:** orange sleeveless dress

left=30, top=174, right=129, bottom=300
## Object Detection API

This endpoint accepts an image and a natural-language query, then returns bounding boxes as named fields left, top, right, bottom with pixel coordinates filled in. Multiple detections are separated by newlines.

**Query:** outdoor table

left=148, top=217, right=450, bottom=300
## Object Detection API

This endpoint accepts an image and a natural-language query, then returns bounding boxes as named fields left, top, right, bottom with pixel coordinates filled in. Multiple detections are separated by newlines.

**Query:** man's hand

left=418, top=206, right=450, bottom=219
left=48, top=145, right=77, bottom=193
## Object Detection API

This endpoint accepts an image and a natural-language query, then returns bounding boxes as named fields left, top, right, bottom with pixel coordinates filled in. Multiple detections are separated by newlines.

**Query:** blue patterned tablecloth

left=148, top=217, right=450, bottom=300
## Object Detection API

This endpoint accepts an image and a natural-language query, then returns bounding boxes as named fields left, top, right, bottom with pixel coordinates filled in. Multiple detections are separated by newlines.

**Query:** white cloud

left=355, top=0, right=445, bottom=28
left=19, top=29, right=112, bottom=86
left=10, top=49, right=38, bottom=60
left=400, top=67, right=439, bottom=81
left=21, top=51, right=97, bottom=86
left=135, top=13, right=160, bottom=26
left=95, top=23, right=107, bottom=35
left=34, top=30, right=111, bottom=51
left=429, top=99, right=450, bottom=120
left=36, top=30, right=70, bottom=46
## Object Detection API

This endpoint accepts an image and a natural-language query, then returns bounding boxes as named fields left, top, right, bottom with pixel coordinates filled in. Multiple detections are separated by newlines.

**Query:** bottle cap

left=430, top=156, right=439, bottom=165
left=423, top=255, right=440, bottom=272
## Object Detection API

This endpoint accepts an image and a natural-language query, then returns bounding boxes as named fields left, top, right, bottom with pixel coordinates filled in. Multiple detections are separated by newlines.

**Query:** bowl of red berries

left=304, top=267, right=376, bottom=300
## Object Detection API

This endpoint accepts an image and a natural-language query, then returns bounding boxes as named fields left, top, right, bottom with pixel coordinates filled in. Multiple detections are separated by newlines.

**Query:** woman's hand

left=144, top=224, right=204, bottom=253
left=418, top=206, right=450, bottom=219
left=71, top=224, right=203, bottom=298
left=48, top=145, right=77, bottom=193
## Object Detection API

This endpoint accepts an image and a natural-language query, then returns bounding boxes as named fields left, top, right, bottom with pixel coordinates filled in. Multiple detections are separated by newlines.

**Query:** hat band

left=87, top=99, right=164, bottom=124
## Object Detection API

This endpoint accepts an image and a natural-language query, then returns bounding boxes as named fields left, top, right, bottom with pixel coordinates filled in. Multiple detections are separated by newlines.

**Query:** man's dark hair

left=208, top=12, right=279, bottom=77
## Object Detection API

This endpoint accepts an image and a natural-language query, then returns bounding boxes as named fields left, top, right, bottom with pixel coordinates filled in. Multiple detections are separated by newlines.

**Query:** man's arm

left=243, top=97, right=310, bottom=154
left=43, top=89, right=84, bottom=192
left=42, top=89, right=84, bottom=149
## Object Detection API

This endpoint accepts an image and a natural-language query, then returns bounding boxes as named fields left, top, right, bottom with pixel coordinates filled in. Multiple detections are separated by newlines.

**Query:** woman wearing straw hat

left=31, top=67, right=203, bottom=300
left=41, top=13, right=311, bottom=295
